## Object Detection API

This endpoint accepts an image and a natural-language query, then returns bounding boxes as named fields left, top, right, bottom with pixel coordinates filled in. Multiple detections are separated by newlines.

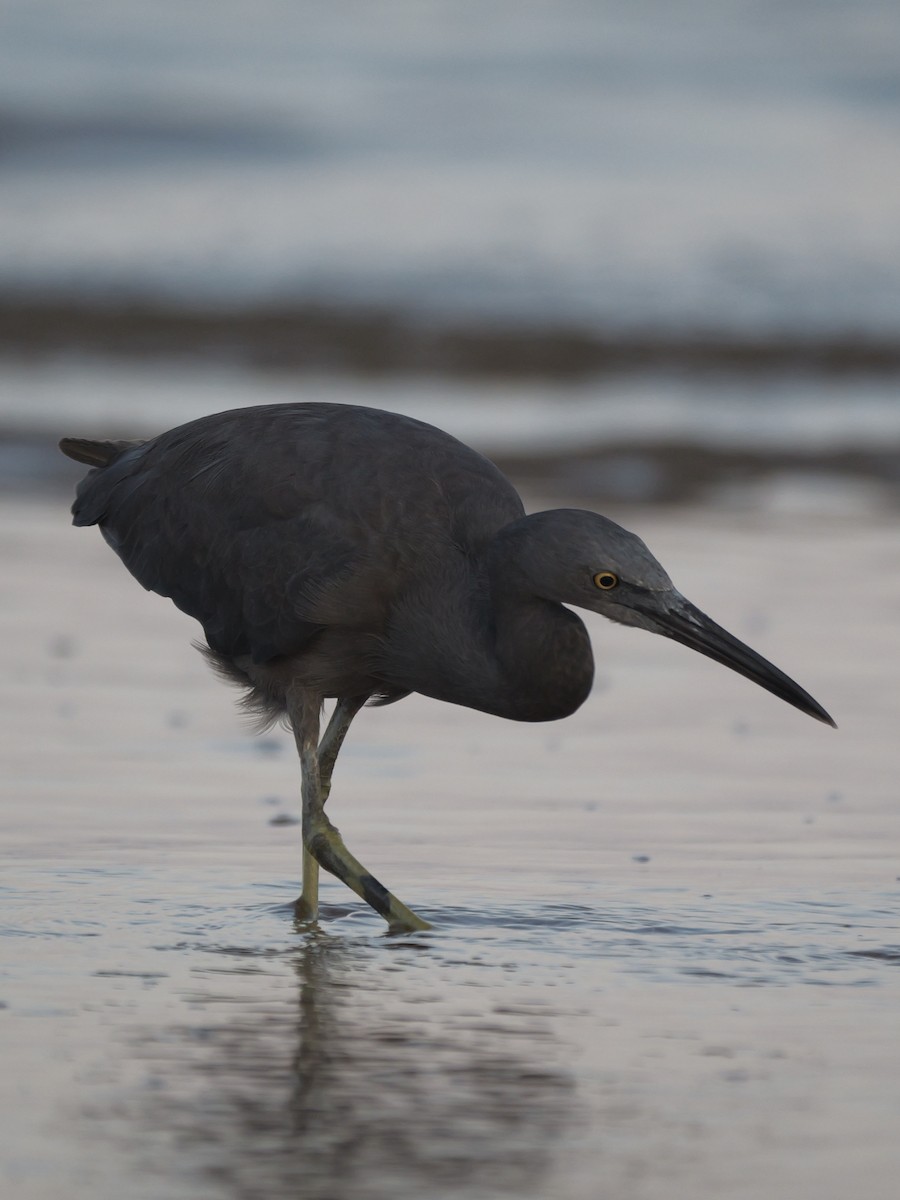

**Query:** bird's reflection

left=142, top=927, right=575, bottom=1200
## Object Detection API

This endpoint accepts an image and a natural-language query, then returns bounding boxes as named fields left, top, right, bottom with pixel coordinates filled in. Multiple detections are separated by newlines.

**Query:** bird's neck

left=487, top=585, right=594, bottom=722
left=380, top=555, right=594, bottom=723
left=380, top=517, right=596, bottom=722
left=469, top=516, right=594, bottom=722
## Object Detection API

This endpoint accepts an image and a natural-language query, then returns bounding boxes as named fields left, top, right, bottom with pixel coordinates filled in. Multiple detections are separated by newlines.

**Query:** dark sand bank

left=3, top=297, right=900, bottom=379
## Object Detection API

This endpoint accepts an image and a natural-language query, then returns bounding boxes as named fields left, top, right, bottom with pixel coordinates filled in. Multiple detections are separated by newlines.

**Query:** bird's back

left=67, top=403, right=525, bottom=667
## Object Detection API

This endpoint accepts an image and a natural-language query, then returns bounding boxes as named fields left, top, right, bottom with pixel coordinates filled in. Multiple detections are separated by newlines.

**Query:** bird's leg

left=317, top=695, right=367, bottom=804
left=288, top=690, right=431, bottom=934
left=294, top=699, right=322, bottom=924
left=297, top=696, right=365, bottom=921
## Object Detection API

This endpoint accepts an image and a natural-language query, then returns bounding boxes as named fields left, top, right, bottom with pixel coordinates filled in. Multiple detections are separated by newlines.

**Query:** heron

left=60, top=402, right=834, bottom=933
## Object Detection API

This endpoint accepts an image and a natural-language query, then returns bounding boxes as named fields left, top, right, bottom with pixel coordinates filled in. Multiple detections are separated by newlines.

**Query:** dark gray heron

left=61, top=402, right=834, bottom=932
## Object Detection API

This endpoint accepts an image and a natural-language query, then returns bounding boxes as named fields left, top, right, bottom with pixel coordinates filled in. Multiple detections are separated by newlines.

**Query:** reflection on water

left=4, top=868, right=900, bottom=1200
left=132, top=918, right=574, bottom=1200
left=84, top=888, right=898, bottom=1199
left=56, top=888, right=897, bottom=1195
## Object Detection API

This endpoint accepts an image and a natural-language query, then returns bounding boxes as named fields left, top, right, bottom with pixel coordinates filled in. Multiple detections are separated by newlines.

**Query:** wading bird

left=61, top=403, right=834, bottom=932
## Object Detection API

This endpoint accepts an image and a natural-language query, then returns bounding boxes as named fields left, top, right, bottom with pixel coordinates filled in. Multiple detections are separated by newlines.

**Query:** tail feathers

left=59, top=437, right=144, bottom=468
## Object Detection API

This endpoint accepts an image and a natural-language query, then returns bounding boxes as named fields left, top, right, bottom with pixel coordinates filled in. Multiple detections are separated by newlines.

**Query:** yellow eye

left=593, top=571, right=619, bottom=590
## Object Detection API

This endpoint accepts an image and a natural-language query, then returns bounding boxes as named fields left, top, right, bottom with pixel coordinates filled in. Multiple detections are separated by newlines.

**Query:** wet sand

left=2, top=494, right=899, bottom=1200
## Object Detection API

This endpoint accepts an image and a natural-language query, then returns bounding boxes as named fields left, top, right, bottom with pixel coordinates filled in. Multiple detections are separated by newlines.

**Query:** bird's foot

left=387, top=911, right=432, bottom=935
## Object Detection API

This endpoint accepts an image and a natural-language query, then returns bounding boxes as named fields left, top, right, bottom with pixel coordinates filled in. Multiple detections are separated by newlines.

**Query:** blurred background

left=2, top=0, right=900, bottom=507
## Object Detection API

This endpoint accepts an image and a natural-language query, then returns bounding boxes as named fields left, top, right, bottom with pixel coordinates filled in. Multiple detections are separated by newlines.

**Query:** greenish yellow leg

left=318, top=695, right=367, bottom=803
left=307, top=815, right=431, bottom=934
left=297, top=848, right=320, bottom=923
left=297, top=696, right=365, bottom=921
left=290, top=692, right=430, bottom=933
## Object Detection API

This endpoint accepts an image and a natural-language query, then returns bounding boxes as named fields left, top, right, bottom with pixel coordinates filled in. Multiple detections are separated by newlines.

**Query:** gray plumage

left=61, top=402, right=834, bottom=931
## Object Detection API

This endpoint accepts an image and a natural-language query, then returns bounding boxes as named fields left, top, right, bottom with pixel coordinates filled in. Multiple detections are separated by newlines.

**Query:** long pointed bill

left=645, top=597, right=836, bottom=727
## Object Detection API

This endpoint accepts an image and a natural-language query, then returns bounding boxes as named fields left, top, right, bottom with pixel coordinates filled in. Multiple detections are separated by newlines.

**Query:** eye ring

left=593, top=571, right=619, bottom=590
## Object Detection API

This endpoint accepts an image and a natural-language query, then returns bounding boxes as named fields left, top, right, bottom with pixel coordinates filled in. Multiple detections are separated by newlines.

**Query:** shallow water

left=4, top=877, right=900, bottom=1200
left=3, top=496, right=900, bottom=1199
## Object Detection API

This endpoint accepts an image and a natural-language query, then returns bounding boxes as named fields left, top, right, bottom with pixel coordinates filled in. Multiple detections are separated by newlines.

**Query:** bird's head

left=496, top=509, right=835, bottom=727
